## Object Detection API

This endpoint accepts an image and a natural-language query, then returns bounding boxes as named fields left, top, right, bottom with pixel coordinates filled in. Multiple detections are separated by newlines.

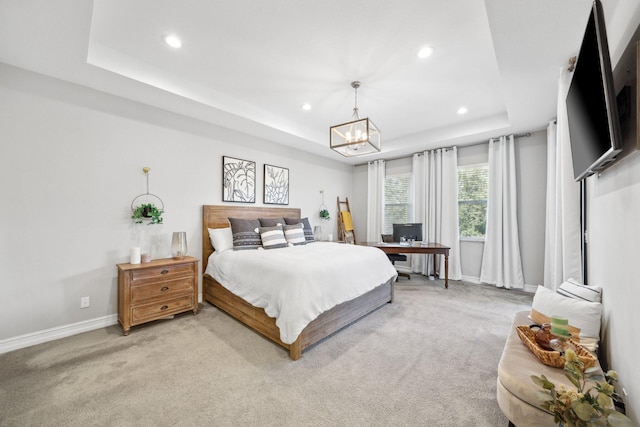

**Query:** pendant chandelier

left=330, top=81, right=381, bottom=157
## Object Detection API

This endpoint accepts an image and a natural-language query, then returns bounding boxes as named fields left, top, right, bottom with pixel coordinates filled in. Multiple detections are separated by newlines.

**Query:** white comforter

left=205, top=242, right=397, bottom=344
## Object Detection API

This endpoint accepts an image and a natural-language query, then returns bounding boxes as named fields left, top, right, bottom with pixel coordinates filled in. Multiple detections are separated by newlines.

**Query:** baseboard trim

left=0, top=314, right=118, bottom=355
left=1, top=295, right=205, bottom=355
left=461, top=275, right=536, bottom=293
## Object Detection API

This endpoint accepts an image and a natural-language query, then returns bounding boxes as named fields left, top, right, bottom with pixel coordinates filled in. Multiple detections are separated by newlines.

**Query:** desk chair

left=381, top=234, right=410, bottom=280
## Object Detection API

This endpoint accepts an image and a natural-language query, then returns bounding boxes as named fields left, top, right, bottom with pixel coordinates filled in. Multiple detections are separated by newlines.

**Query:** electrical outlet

left=622, top=387, right=628, bottom=406
left=80, top=296, right=90, bottom=309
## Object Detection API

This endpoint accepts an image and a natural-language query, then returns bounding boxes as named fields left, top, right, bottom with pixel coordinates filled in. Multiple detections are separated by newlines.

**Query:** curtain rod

left=355, top=132, right=532, bottom=167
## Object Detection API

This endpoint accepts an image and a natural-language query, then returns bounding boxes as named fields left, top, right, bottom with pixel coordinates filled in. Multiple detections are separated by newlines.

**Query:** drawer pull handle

left=160, top=305, right=169, bottom=310
left=161, top=286, right=169, bottom=292
left=161, top=270, right=169, bottom=274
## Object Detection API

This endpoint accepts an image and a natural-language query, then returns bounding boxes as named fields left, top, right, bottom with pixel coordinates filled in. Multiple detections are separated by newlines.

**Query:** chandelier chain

left=351, top=81, right=360, bottom=119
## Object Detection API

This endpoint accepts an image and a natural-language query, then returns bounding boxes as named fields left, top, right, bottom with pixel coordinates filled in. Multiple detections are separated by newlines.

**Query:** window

left=458, top=164, right=488, bottom=239
left=384, top=173, right=411, bottom=235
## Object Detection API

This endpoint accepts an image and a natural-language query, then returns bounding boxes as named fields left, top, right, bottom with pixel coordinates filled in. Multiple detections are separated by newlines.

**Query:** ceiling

left=0, top=0, right=619, bottom=164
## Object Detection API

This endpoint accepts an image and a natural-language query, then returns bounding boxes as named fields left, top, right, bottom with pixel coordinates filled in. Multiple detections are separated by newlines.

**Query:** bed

left=201, top=205, right=396, bottom=360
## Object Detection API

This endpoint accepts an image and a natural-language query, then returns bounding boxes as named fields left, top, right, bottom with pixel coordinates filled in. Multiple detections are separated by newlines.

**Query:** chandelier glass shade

left=330, top=81, right=381, bottom=157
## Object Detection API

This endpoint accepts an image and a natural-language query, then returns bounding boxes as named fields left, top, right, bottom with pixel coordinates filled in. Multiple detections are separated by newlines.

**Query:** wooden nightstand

left=117, top=256, right=199, bottom=335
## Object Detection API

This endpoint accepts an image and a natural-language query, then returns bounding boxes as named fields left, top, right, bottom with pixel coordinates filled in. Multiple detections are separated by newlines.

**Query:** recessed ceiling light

left=457, top=107, right=469, bottom=115
left=417, top=46, right=434, bottom=59
left=301, top=103, right=312, bottom=111
left=163, top=34, right=182, bottom=49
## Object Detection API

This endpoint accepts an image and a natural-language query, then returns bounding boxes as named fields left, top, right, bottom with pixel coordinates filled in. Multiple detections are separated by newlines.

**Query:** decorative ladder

left=337, top=197, right=356, bottom=244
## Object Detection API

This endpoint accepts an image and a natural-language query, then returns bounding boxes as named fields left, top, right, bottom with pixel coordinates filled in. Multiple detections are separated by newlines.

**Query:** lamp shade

left=330, top=117, right=381, bottom=157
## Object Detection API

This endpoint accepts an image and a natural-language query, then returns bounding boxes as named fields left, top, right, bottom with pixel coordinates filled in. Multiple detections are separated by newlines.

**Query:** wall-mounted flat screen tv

left=566, top=0, right=622, bottom=181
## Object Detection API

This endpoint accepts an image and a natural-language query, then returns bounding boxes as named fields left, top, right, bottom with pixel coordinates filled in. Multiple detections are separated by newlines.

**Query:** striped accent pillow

left=284, top=223, right=306, bottom=245
left=229, top=218, right=262, bottom=250
left=257, top=226, right=288, bottom=249
left=557, top=278, right=602, bottom=303
left=284, top=217, right=315, bottom=243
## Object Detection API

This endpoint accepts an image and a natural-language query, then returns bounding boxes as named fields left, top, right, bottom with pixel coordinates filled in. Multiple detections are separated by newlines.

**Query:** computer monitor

left=392, top=223, right=423, bottom=242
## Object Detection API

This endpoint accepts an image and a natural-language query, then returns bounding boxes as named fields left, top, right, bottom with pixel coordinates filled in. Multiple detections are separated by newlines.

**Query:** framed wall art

left=264, top=164, right=289, bottom=205
left=222, top=156, right=256, bottom=203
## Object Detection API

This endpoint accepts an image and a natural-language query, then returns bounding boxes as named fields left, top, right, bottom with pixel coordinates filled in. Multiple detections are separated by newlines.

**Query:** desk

left=361, top=242, right=451, bottom=288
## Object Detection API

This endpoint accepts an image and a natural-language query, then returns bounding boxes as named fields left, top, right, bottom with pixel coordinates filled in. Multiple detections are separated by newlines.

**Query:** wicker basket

left=515, top=325, right=597, bottom=369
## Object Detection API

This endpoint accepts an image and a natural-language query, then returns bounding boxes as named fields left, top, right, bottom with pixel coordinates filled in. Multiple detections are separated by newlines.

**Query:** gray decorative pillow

left=284, top=217, right=315, bottom=243
left=228, top=217, right=262, bottom=250
left=283, top=223, right=306, bottom=245
left=257, top=225, right=288, bottom=249
left=259, top=217, right=285, bottom=227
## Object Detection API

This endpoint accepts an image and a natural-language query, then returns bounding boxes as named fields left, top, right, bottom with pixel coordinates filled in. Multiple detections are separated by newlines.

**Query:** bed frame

left=201, top=205, right=393, bottom=360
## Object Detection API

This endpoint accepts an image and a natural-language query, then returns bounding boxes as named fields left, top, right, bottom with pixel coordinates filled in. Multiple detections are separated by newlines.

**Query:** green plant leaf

left=535, top=390, right=552, bottom=402
left=531, top=374, right=555, bottom=390
left=572, top=400, right=595, bottom=421
left=596, top=392, right=613, bottom=409
left=566, top=371, right=582, bottom=390
left=608, top=411, right=634, bottom=426
left=131, top=203, right=163, bottom=225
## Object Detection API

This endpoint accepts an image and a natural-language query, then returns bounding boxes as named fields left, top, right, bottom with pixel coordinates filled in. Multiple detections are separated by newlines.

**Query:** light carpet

left=0, top=278, right=533, bottom=426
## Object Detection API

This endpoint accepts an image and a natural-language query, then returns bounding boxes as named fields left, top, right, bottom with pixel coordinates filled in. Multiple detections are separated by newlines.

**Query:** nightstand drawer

left=131, top=263, right=193, bottom=281
left=131, top=295, right=194, bottom=324
left=131, top=277, right=193, bottom=304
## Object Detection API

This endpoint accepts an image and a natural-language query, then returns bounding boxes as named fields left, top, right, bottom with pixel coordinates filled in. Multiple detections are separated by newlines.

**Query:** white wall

left=0, top=63, right=351, bottom=347
left=586, top=148, right=640, bottom=422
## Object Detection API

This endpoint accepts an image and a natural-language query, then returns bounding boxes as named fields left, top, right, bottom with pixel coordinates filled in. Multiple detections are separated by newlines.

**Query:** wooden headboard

left=201, top=205, right=301, bottom=272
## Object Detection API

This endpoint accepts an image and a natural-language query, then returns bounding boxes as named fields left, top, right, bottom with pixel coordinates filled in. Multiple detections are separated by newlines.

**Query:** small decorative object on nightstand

left=117, top=256, right=198, bottom=335
left=313, top=226, right=322, bottom=240
left=171, top=231, right=188, bottom=259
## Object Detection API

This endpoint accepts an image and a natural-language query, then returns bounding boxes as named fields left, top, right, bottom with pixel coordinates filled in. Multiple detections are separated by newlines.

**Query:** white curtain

left=480, top=135, right=525, bottom=289
left=367, top=159, right=385, bottom=242
left=411, top=149, right=462, bottom=280
left=543, top=67, right=583, bottom=289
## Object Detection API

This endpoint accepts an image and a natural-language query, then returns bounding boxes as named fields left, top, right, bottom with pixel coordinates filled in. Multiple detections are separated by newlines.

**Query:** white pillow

left=531, top=285, right=602, bottom=351
left=208, top=227, right=234, bottom=253
left=557, top=278, right=602, bottom=303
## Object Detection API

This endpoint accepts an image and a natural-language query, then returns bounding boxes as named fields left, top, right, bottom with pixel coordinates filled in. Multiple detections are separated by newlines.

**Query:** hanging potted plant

left=319, top=208, right=330, bottom=220
left=132, top=203, right=164, bottom=224
left=318, top=191, right=330, bottom=220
